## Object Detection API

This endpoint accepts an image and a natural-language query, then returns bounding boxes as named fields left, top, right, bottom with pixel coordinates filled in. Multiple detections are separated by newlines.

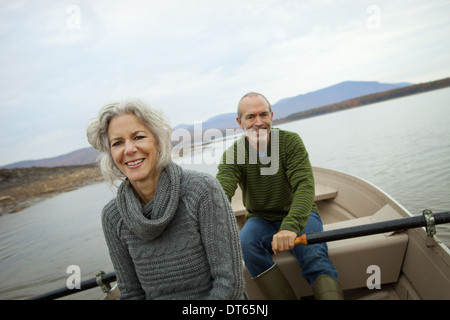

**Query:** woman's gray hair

left=86, top=98, right=172, bottom=186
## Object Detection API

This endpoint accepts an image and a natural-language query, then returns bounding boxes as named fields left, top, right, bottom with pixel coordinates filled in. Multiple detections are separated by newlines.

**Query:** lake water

left=1, top=88, right=449, bottom=300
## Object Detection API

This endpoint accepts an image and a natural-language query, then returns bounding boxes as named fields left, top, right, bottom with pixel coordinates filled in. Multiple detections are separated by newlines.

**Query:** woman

left=86, top=98, right=246, bottom=300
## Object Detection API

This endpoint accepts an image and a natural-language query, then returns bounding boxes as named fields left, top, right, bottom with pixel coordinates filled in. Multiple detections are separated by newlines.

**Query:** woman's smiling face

left=107, top=113, right=160, bottom=184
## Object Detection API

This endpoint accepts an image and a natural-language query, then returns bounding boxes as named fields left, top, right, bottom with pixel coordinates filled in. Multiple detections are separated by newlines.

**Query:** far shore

left=0, top=164, right=104, bottom=215
left=3, top=80, right=449, bottom=216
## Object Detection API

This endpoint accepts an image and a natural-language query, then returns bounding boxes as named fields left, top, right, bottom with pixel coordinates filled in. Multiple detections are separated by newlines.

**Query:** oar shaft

left=28, top=211, right=450, bottom=299
left=28, top=272, right=116, bottom=300
left=295, top=211, right=450, bottom=246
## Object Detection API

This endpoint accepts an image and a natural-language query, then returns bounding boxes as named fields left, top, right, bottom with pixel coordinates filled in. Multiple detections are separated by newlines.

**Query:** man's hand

left=271, top=230, right=297, bottom=255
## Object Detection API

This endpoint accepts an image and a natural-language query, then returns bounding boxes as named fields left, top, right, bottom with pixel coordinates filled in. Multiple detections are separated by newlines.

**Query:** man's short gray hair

left=237, top=92, right=272, bottom=119
left=86, top=98, right=172, bottom=186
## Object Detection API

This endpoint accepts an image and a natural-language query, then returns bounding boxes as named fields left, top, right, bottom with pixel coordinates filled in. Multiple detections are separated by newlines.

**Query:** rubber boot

left=253, top=264, right=297, bottom=300
left=313, top=274, right=344, bottom=300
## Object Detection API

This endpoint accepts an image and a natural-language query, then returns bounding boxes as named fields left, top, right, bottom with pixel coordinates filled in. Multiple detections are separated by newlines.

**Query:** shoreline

left=0, top=164, right=104, bottom=215
left=3, top=82, right=449, bottom=216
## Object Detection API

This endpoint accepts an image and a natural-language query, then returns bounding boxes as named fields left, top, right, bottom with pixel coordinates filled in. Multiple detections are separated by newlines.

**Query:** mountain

left=1, top=147, right=100, bottom=169
left=272, top=81, right=411, bottom=119
left=174, top=112, right=238, bottom=132
left=277, top=77, right=450, bottom=124
left=174, top=80, right=412, bottom=132
left=1, top=80, right=413, bottom=169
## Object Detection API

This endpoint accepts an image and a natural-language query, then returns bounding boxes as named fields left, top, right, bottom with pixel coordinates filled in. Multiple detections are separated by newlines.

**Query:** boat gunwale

left=312, top=166, right=450, bottom=257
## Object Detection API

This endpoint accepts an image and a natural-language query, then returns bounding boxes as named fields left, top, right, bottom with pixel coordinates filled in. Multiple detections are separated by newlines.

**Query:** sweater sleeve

left=216, top=145, right=241, bottom=202
left=196, top=175, right=246, bottom=299
left=101, top=203, right=145, bottom=300
left=279, top=133, right=315, bottom=235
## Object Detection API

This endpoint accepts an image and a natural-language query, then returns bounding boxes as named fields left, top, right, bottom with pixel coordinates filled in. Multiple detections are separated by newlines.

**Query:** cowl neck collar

left=116, top=161, right=182, bottom=240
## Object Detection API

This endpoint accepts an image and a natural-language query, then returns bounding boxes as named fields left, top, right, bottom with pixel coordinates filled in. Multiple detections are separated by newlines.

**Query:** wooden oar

left=294, top=210, right=450, bottom=246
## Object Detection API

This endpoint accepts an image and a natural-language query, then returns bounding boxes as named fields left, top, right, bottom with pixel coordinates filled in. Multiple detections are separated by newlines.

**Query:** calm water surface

left=1, top=88, right=449, bottom=299
left=0, top=183, right=116, bottom=299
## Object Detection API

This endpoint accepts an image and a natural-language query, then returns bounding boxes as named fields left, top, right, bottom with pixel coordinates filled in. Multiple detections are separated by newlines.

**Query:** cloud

left=1, top=0, right=449, bottom=166
left=0, top=123, right=85, bottom=163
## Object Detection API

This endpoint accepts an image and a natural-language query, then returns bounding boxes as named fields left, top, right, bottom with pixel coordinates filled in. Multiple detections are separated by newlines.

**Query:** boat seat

left=243, top=204, right=409, bottom=299
left=232, top=184, right=338, bottom=229
left=314, top=184, right=338, bottom=201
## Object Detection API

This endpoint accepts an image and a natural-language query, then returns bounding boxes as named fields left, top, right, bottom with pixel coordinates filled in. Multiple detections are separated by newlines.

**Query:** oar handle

left=294, top=234, right=307, bottom=246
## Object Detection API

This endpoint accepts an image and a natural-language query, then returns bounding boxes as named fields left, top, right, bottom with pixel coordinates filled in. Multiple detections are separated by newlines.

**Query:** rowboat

left=29, top=167, right=450, bottom=300
left=232, top=167, right=450, bottom=300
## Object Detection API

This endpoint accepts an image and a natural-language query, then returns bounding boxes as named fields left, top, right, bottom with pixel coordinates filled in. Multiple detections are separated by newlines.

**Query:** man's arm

left=271, top=133, right=315, bottom=254
left=279, top=132, right=316, bottom=235
left=216, top=146, right=242, bottom=202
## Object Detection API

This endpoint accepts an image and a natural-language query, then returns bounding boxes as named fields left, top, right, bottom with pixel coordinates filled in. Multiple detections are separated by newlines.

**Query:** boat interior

left=232, top=167, right=450, bottom=300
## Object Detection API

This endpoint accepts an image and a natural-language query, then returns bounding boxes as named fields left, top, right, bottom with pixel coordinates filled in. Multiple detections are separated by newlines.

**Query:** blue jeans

left=240, top=212, right=338, bottom=286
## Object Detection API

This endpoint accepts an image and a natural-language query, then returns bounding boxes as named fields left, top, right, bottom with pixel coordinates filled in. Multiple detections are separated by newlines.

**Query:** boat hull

left=237, top=167, right=450, bottom=300
left=99, top=167, right=450, bottom=300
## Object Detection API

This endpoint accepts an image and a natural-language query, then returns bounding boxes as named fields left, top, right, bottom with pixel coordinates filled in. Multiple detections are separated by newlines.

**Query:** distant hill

left=174, top=80, right=412, bottom=132
left=272, top=80, right=411, bottom=119
left=6, top=78, right=450, bottom=169
left=275, top=77, right=450, bottom=124
left=1, top=147, right=100, bottom=169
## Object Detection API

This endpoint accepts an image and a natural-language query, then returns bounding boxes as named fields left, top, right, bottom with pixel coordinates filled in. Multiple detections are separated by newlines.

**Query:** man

left=216, top=92, right=343, bottom=300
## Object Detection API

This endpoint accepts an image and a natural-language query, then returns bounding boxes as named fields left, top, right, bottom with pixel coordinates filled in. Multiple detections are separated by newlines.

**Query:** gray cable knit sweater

left=101, top=162, right=246, bottom=300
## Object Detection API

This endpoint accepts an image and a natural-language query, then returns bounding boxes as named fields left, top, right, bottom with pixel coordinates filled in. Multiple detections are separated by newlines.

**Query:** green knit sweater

left=216, top=129, right=318, bottom=235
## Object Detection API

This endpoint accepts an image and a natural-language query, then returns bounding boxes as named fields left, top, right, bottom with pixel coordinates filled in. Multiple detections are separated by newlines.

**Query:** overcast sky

left=1, top=0, right=449, bottom=166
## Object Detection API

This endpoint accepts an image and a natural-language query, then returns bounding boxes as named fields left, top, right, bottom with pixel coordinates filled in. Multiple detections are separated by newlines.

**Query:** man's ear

left=236, top=116, right=244, bottom=129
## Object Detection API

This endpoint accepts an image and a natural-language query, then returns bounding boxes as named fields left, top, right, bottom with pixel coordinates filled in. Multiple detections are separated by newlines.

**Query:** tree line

left=274, top=77, right=450, bottom=125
